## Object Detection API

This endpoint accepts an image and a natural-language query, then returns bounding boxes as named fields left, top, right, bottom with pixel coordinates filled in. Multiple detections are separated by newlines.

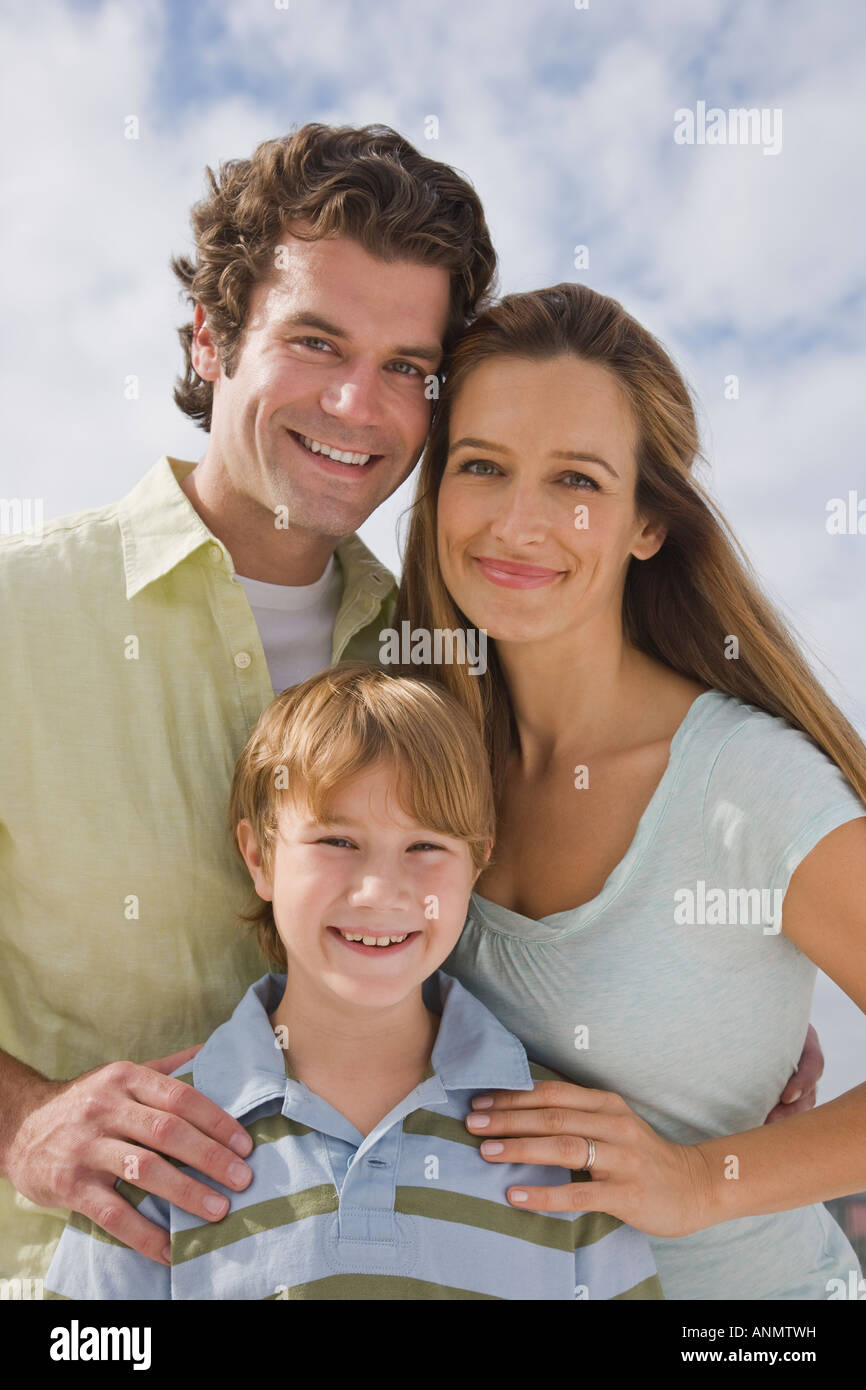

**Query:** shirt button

left=234, top=651, right=251, bottom=669
left=209, top=544, right=222, bottom=563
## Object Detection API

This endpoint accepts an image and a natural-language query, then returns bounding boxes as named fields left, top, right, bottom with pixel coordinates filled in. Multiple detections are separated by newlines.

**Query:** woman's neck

left=495, top=626, right=663, bottom=773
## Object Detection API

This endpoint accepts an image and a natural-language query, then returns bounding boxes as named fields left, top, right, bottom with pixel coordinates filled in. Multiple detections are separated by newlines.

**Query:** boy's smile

left=328, top=926, right=420, bottom=954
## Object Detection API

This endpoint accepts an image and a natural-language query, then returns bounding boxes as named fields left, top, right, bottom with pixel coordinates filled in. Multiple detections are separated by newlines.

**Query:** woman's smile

left=472, top=554, right=565, bottom=588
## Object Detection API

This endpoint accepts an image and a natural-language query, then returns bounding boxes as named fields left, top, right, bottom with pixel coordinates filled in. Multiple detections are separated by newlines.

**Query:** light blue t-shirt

left=443, top=689, right=866, bottom=1300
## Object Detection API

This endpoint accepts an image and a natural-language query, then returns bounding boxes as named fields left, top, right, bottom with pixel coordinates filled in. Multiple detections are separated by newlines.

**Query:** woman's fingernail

left=481, top=1141, right=504, bottom=1155
left=787, top=1090, right=802, bottom=1103
left=510, top=1189, right=528, bottom=1203
left=466, top=1113, right=490, bottom=1128
left=472, top=1095, right=494, bottom=1109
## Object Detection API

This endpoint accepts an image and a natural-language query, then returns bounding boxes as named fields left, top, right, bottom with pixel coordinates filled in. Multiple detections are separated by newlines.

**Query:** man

left=0, top=123, right=495, bottom=1282
left=0, top=122, right=819, bottom=1286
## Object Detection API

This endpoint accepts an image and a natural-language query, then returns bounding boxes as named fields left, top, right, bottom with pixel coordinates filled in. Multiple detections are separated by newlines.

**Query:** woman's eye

left=565, top=472, right=600, bottom=490
left=456, top=458, right=499, bottom=476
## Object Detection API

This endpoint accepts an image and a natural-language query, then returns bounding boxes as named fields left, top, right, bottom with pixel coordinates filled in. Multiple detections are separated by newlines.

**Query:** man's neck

left=179, top=465, right=338, bottom=586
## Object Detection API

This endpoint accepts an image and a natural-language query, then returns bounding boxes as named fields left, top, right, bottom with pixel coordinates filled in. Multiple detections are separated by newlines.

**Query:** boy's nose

left=350, top=873, right=407, bottom=906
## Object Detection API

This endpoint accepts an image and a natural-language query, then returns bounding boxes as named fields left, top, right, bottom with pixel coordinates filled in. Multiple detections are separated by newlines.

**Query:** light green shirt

left=0, top=455, right=397, bottom=1282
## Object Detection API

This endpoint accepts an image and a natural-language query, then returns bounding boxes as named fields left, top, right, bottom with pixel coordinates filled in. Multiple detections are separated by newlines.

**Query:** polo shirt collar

left=193, top=969, right=533, bottom=1123
left=117, top=455, right=396, bottom=603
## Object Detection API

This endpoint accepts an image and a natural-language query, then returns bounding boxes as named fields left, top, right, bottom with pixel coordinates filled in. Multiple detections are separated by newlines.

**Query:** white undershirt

left=233, top=554, right=343, bottom=695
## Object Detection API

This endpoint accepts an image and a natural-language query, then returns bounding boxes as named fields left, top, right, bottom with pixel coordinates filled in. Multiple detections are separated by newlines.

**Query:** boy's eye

left=317, top=836, right=355, bottom=849
left=409, top=842, right=447, bottom=853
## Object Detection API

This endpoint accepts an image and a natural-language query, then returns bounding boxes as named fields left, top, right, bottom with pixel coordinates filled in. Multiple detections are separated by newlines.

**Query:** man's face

left=195, top=232, right=451, bottom=539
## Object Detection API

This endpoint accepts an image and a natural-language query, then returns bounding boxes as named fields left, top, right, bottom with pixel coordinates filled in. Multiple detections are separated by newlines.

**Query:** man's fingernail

left=204, top=1194, right=228, bottom=1217
left=510, top=1189, right=528, bottom=1203
left=229, top=1132, right=253, bottom=1156
left=162, top=1244, right=172, bottom=1263
left=228, top=1162, right=250, bottom=1186
left=472, top=1095, right=494, bottom=1109
left=467, top=1113, right=490, bottom=1128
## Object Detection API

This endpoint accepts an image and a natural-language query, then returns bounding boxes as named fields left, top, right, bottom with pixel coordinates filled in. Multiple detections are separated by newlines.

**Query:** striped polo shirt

left=44, top=971, right=662, bottom=1301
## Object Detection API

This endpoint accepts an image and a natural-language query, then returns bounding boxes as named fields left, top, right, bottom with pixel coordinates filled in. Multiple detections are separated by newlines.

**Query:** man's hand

left=764, top=1024, right=824, bottom=1123
left=2, top=1046, right=253, bottom=1265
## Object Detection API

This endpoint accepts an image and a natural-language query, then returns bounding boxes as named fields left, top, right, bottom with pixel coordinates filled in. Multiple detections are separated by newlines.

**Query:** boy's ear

left=236, top=819, right=274, bottom=902
left=473, top=840, right=494, bottom=880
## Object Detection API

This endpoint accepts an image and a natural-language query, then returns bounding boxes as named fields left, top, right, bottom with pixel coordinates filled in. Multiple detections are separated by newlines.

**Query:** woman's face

left=436, top=353, right=665, bottom=646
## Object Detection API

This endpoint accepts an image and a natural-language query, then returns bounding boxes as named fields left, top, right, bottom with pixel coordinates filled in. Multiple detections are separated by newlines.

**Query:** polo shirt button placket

left=336, top=1126, right=401, bottom=1247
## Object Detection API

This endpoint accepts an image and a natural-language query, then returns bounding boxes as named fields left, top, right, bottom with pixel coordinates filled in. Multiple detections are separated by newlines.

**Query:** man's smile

left=286, top=428, right=384, bottom=469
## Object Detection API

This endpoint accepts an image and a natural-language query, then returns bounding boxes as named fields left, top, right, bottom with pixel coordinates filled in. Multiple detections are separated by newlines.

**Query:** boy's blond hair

left=228, top=663, right=496, bottom=970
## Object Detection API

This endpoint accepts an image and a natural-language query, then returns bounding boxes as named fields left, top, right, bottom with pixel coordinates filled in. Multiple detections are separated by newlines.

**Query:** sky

left=1, top=0, right=864, bottom=1097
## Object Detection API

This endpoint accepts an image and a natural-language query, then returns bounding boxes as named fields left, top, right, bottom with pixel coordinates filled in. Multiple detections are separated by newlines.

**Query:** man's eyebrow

left=280, top=312, right=442, bottom=363
left=448, top=436, right=620, bottom=479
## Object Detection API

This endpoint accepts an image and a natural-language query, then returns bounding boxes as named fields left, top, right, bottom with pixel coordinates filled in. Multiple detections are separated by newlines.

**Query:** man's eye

left=297, top=337, right=332, bottom=351
left=389, top=361, right=422, bottom=377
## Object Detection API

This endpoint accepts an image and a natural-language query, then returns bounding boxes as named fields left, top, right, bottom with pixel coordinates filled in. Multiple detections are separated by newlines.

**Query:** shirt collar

left=193, top=970, right=533, bottom=1123
left=117, top=455, right=396, bottom=604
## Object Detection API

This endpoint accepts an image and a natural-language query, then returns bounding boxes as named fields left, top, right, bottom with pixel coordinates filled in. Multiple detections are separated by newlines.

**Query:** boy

left=45, top=664, right=662, bottom=1300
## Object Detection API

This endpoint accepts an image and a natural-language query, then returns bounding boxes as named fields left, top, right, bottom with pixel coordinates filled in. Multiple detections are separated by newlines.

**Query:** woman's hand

left=764, top=1024, right=824, bottom=1123
left=466, top=1080, right=716, bottom=1238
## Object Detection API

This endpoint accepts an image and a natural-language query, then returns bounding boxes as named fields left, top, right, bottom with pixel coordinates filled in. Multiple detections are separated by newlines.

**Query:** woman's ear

left=631, top=516, right=667, bottom=562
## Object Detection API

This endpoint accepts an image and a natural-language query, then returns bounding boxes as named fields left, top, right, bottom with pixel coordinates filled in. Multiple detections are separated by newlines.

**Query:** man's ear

left=190, top=302, right=221, bottom=382
left=236, top=819, right=274, bottom=902
left=631, top=516, right=667, bottom=562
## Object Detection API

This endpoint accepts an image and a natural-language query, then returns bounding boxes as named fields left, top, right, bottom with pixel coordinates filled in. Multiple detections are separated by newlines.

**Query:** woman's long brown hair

left=395, top=283, right=866, bottom=810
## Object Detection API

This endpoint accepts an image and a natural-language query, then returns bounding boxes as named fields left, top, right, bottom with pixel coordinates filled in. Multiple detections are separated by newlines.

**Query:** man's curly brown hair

left=170, top=123, right=498, bottom=430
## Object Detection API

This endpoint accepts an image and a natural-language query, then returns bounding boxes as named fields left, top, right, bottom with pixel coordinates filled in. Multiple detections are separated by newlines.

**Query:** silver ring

left=584, top=1137, right=596, bottom=1170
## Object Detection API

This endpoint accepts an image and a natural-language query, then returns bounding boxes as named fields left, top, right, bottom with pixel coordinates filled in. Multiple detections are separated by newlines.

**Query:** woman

left=394, top=283, right=866, bottom=1299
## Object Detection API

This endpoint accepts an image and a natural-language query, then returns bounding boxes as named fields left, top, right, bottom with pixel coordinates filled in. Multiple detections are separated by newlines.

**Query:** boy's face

left=237, top=762, right=483, bottom=1009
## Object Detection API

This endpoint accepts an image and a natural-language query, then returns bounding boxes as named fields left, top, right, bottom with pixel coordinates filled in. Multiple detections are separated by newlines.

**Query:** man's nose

left=319, top=361, right=383, bottom=429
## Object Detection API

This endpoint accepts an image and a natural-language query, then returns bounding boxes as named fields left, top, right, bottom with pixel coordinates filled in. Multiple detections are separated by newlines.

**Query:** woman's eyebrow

left=449, top=435, right=619, bottom=478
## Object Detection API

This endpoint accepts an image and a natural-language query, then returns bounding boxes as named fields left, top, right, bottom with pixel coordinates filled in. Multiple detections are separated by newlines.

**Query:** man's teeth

left=338, top=930, right=409, bottom=947
left=302, top=434, right=371, bottom=466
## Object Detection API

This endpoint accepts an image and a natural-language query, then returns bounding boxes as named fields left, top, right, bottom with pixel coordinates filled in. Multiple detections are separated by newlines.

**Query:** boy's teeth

left=302, top=435, right=371, bottom=466
left=339, top=931, right=408, bottom=946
